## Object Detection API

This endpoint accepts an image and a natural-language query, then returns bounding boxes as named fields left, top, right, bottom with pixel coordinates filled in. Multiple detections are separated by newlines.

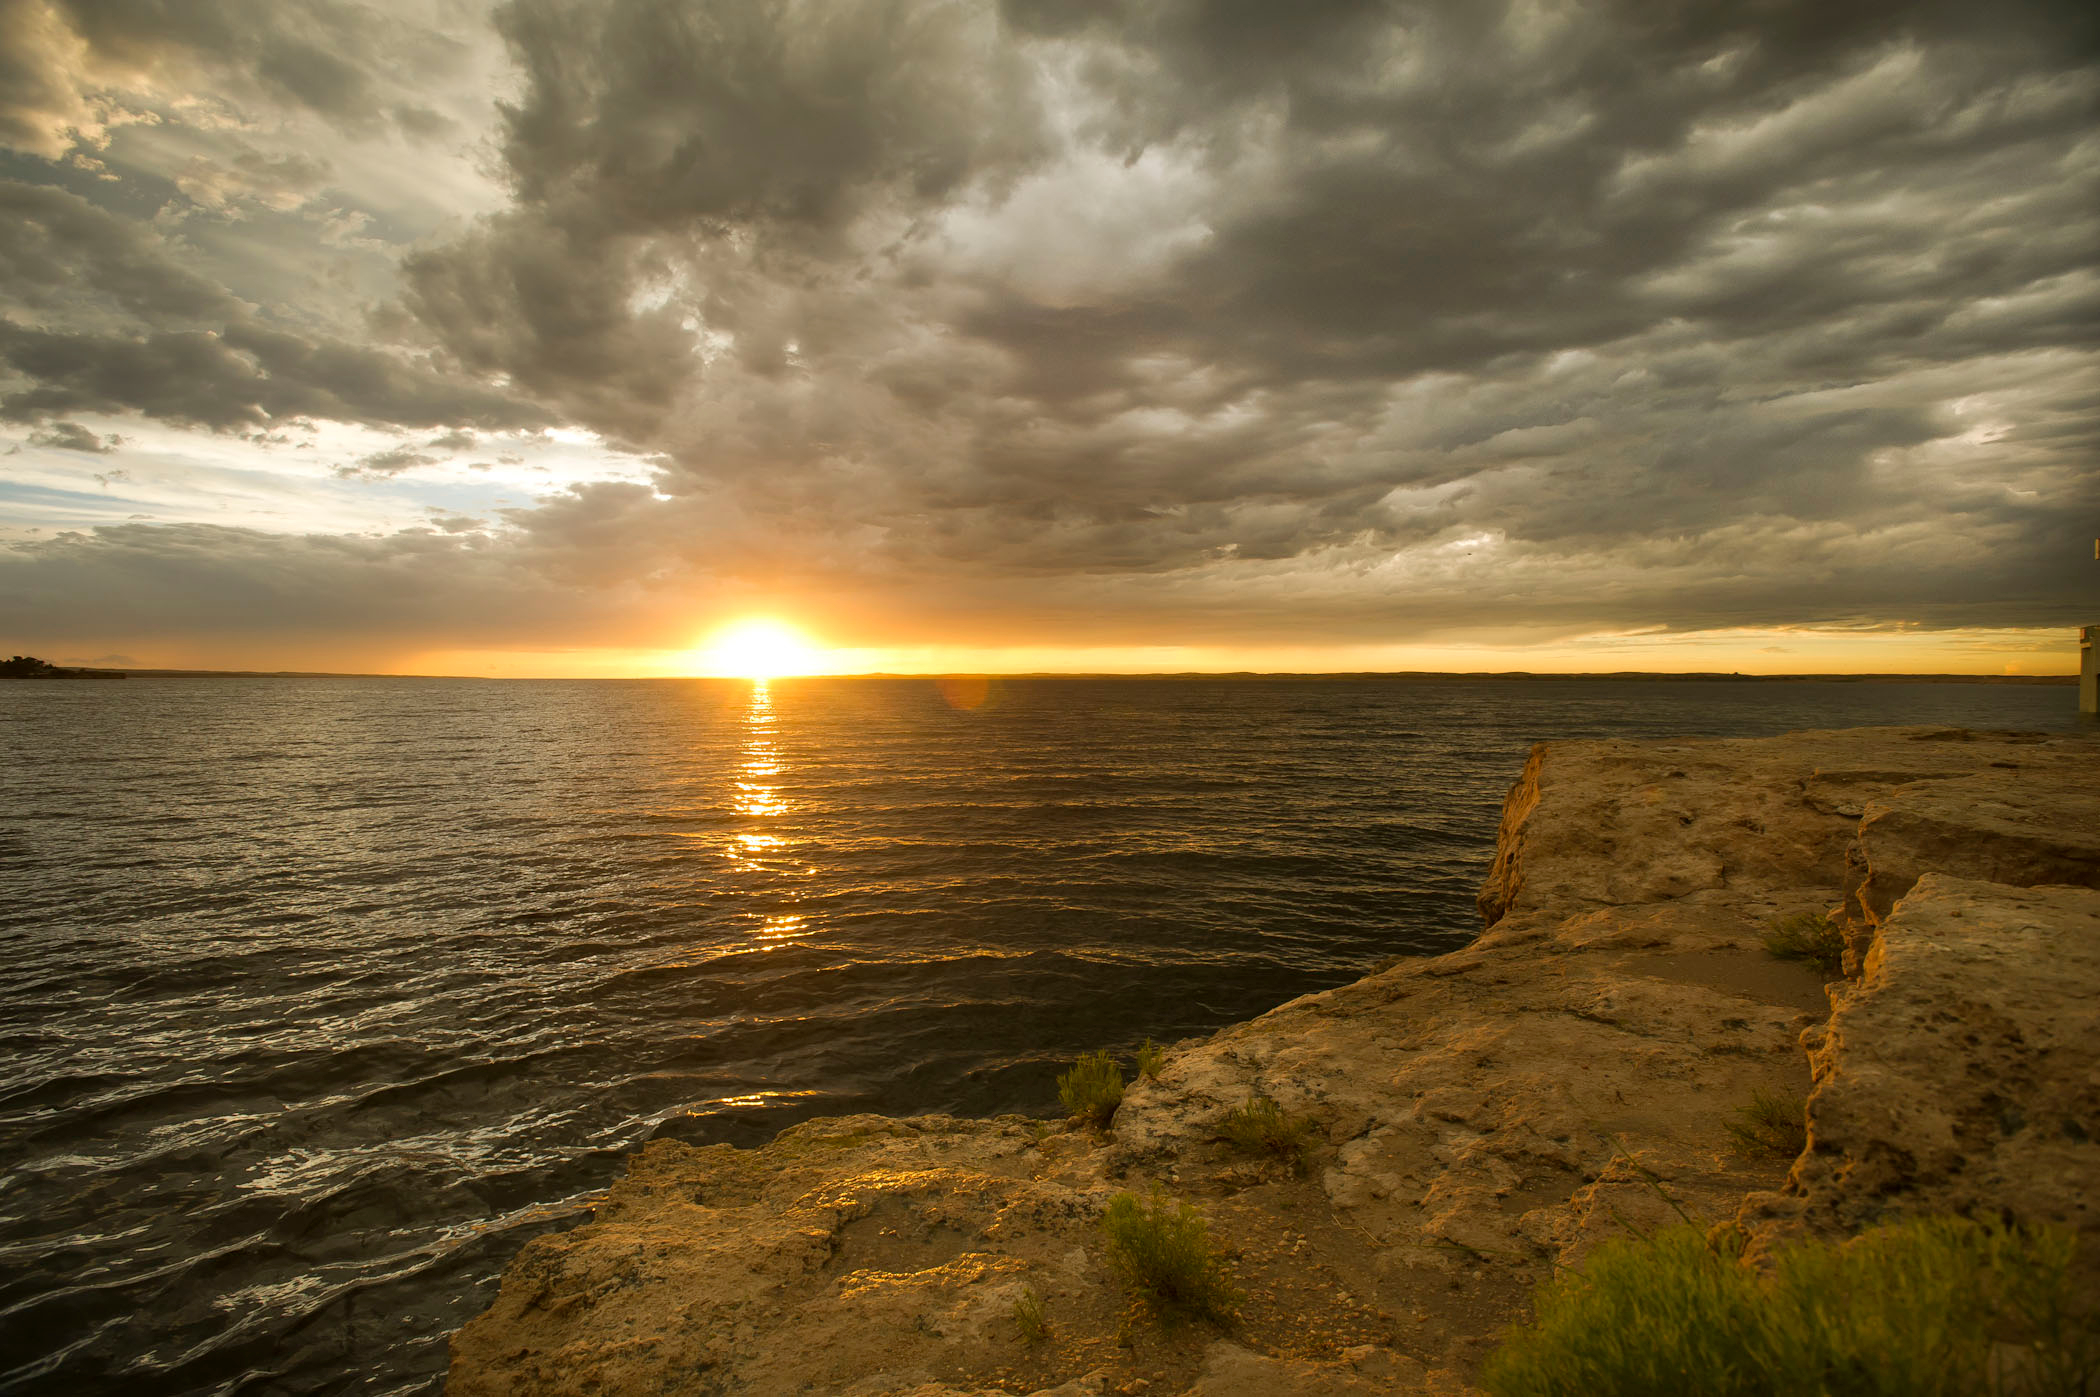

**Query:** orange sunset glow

left=691, top=619, right=828, bottom=679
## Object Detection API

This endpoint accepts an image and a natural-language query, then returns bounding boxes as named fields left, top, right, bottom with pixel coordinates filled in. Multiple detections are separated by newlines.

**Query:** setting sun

left=695, top=618, right=825, bottom=678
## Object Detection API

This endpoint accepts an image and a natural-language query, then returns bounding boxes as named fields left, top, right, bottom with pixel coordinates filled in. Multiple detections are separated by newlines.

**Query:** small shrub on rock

left=1219, top=1094, right=1317, bottom=1173
left=1480, top=1215, right=2096, bottom=1397
left=1056, top=1049, right=1125, bottom=1127
left=1100, top=1184, right=1240, bottom=1327
left=1727, top=1088, right=1809, bottom=1158
left=1762, top=911, right=1847, bottom=977
left=1011, top=1287, right=1050, bottom=1343
left=1134, top=1037, right=1166, bottom=1080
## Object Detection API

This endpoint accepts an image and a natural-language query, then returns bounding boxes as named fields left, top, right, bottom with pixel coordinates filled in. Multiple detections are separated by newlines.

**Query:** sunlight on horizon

left=395, top=622, right=2082, bottom=680
left=691, top=618, right=827, bottom=679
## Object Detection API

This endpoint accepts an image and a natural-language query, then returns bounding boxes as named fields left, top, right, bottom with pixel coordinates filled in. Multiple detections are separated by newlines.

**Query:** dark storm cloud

left=401, top=0, right=1051, bottom=440
left=986, top=2, right=2100, bottom=394
left=0, top=178, right=554, bottom=433
left=0, top=320, right=553, bottom=432
left=401, top=216, right=695, bottom=442
left=492, top=0, right=1046, bottom=227
left=371, top=0, right=2100, bottom=643
left=0, top=521, right=592, bottom=642
left=0, top=494, right=751, bottom=649
left=0, top=180, right=240, bottom=328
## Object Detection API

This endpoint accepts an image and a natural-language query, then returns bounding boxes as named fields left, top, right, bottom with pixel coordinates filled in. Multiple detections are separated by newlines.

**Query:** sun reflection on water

left=729, top=680, right=814, bottom=944
left=733, top=680, right=784, bottom=821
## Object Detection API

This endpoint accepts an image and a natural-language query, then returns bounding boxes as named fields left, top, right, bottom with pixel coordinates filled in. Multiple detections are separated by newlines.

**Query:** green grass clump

left=1100, top=1184, right=1241, bottom=1327
left=1728, top=1088, right=1809, bottom=1159
left=1762, top=911, right=1848, bottom=977
left=1219, top=1094, right=1317, bottom=1173
left=1480, top=1216, right=2097, bottom=1397
left=1011, top=1287, right=1050, bottom=1343
left=1057, top=1049, right=1125, bottom=1127
left=1134, top=1037, right=1166, bottom=1080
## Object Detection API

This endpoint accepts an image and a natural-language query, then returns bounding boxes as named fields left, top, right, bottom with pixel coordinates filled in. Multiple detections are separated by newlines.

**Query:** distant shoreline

left=55, top=667, right=2082, bottom=684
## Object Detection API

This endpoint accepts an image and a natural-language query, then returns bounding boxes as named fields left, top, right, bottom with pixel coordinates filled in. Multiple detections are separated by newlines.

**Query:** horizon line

left=78, top=666, right=2082, bottom=683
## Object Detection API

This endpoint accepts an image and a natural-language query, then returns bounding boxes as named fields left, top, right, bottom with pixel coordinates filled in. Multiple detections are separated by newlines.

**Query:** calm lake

left=0, top=676, right=2082, bottom=1394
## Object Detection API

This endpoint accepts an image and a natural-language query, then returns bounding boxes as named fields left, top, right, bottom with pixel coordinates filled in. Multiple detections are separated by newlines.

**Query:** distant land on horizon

left=45, top=667, right=2082, bottom=684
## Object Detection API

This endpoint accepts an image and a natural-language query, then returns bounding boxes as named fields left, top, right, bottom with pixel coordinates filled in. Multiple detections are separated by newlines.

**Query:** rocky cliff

left=448, top=726, right=2099, bottom=1397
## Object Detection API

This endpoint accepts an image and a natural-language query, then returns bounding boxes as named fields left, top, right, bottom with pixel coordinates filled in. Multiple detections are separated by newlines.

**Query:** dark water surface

left=0, top=676, right=2082, bottom=1394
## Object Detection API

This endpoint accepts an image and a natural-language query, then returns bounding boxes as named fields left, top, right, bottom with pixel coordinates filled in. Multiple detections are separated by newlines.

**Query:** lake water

left=0, top=676, right=2082, bottom=1394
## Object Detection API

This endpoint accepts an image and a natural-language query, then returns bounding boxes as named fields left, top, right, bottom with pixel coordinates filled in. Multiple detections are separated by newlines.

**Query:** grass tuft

left=1100, top=1184, right=1241, bottom=1327
left=1011, top=1287, right=1050, bottom=1343
left=1480, top=1215, right=2098, bottom=1397
left=1762, top=911, right=1848, bottom=977
left=1056, top=1049, right=1125, bottom=1128
left=1134, top=1037, right=1166, bottom=1080
left=1219, top=1093, right=1317, bottom=1173
left=1727, top=1088, right=1809, bottom=1159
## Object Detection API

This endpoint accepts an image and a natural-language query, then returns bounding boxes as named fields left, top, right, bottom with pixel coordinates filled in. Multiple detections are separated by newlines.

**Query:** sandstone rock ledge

left=449, top=727, right=2100, bottom=1397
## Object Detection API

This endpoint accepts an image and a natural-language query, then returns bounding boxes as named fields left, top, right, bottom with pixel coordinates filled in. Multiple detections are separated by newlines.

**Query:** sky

left=0, top=0, right=2095, bottom=677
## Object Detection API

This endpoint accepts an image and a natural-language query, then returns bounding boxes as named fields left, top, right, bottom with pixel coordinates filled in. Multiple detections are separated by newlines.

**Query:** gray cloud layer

left=0, top=177, right=552, bottom=430
left=4, top=0, right=2098, bottom=655
left=0, top=0, right=478, bottom=155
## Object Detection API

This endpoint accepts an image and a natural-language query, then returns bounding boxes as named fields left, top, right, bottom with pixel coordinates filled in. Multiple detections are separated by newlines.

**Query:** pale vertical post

left=2088, top=540, right=2100, bottom=717
left=2083, top=623, right=2098, bottom=717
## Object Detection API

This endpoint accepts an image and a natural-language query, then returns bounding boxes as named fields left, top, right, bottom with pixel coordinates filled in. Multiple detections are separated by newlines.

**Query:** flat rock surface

left=448, top=726, right=2100, bottom=1396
